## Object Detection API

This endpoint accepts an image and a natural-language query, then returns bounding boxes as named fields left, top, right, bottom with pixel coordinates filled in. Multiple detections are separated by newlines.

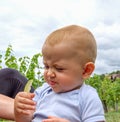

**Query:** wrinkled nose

left=47, top=69, right=55, bottom=78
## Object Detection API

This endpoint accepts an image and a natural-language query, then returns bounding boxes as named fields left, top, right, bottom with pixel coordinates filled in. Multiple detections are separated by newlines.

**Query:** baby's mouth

left=49, top=80, right=57, bottom=86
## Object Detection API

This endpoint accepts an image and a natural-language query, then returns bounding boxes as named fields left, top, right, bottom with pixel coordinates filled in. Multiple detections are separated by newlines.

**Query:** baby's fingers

left=17, top=102, right=36, bottom=110
left=16, top=107, right=34, bottom=115
left=18, top=92, right=35, bottom=100
left=18, top=95, right=36, bottom=105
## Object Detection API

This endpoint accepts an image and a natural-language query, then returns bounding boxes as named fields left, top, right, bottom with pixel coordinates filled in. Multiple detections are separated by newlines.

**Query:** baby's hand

left=42, top=116, right=70, bottom=122
left=14, top=92, right=36, bottom=122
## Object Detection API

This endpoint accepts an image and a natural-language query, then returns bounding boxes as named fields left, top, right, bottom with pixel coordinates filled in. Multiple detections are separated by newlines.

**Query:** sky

left=0, top=0, right=120, bottom=75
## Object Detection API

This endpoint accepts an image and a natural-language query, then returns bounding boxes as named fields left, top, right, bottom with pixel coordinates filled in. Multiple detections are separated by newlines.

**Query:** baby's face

left=42, top=43, right=84, bottom=93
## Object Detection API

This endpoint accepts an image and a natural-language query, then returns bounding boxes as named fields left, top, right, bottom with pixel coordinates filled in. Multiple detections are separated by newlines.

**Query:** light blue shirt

left=32, top=83, right=105, bottom=122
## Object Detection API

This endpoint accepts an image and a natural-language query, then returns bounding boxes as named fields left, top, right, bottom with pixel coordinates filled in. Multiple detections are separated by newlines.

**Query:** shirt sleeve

left=79, top=85, right=105, bottom=122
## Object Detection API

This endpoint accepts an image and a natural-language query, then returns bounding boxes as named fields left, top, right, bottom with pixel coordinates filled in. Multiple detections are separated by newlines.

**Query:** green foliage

left=25, top=53, right=44, bottom=89
left=18, top=56, right=30, bottom=74
left=85, top=74, right=102, bottom=96
left=2, top=45, right=44, bottom=89
left=85, top=74, right=120, bottom=112
left=4, top=45, right=18, bottom=69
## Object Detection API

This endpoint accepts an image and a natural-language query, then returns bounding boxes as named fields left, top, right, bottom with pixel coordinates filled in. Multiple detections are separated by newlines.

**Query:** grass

left=0, top=120, right=14, bottom=122
left=105, top=110, right=120, bottom=122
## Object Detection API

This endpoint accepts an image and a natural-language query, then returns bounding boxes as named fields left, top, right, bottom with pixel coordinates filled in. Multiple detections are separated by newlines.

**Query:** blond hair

left=42, top=25, right=97, bottom=64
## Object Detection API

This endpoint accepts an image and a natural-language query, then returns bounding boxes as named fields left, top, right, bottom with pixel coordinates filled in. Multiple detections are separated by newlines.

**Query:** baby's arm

left=14, top=92, right=36, bottom=122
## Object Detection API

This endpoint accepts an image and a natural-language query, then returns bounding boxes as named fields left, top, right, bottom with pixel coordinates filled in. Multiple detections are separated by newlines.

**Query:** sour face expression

left=42, top=43, right=84, bottom=93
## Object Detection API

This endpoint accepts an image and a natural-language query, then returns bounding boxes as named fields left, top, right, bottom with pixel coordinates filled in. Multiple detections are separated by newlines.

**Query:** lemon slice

left=24, top=80, right=33, bottom=92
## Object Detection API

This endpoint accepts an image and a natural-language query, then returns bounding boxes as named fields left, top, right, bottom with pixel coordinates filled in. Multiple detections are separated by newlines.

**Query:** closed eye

left=44, top=65, right=49, bottom=69
left=56, top=67, right=64, bottom=71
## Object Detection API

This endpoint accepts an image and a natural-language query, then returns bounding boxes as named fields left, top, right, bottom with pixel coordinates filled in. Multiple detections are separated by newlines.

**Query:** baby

left=14, top=25, right=105, bottom=122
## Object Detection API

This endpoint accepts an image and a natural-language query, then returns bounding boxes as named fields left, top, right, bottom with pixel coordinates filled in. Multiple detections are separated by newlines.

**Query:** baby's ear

left=82, top=62, right=95, bottom=79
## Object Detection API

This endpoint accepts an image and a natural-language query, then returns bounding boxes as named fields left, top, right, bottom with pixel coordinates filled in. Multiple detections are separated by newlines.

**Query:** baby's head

left=42, top=25, right=97, bottom=72
left=42, top=25, right=97, bottom=92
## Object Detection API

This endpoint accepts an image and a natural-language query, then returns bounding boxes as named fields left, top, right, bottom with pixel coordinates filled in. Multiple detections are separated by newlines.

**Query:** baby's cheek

left=43, top=73, right=47, bottom=81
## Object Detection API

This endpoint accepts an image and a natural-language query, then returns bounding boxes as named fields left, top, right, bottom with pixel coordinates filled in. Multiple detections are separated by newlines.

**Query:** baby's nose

left=47, top=69, right=55, bottom=78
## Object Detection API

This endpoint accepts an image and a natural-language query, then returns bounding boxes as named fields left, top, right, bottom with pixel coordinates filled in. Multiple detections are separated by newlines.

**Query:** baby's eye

left=56, top=67, right=64, bottom=71
left=44, top=65, right=49, bottom=69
